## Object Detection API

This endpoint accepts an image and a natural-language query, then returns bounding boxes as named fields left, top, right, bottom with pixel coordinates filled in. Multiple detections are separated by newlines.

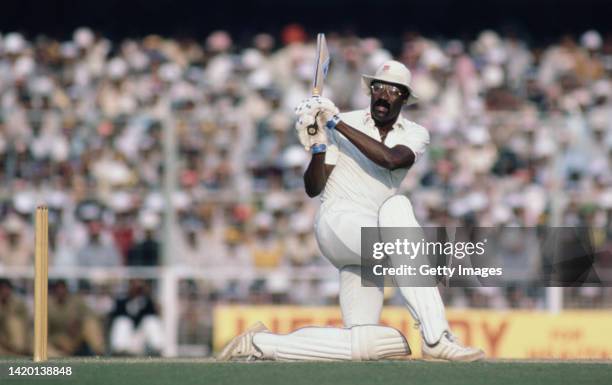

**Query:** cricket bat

left=308, top=33, right=330, bottom=135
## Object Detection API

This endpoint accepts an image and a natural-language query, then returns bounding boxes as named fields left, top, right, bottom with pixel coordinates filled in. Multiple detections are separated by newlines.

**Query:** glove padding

left=294, top=96, right=339, bottom=120
left=295, top=112, right=329, bottom=151
left=294, top=96, right=339, bottom=151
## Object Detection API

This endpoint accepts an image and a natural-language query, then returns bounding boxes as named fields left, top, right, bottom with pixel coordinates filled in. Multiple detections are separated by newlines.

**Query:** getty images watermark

left=361, top=227, right=612, bottom=287
left=371, top=237, right=499, bottom=279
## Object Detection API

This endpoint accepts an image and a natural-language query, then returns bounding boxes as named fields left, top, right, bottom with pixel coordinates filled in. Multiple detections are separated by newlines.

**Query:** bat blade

left=308, top=33, right=330, bottom=135
left=312, top=33, right=330, bottom=97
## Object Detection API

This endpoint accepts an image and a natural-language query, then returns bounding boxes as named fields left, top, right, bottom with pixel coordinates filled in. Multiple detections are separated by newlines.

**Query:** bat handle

left=307, top=111, right=321, bottom=136
left=307, top=90, right=321, bottom=136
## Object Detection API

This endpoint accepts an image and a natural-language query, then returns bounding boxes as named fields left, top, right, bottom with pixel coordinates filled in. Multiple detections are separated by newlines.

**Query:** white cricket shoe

left=217, top=322, right=269, bottom=361
left=422, top=332, right=485, bottom=362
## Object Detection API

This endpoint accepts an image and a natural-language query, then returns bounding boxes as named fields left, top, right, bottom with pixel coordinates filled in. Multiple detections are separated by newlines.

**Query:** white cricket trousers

left=314, top=197, right=449, bottom=344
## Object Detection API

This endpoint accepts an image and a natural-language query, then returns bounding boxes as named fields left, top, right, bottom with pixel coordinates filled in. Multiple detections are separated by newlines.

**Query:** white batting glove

left=294, top=96, right=339, bottom=118
left=295, top=113, right=328, bottom=151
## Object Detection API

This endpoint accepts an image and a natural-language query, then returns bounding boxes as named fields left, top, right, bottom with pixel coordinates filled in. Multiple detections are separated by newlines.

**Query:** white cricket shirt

left=321, top=109, right=430, bottom=213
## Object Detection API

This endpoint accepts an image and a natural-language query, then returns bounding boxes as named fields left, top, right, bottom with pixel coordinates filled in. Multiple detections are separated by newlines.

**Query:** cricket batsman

left=219, top=60, right=485, bottom=362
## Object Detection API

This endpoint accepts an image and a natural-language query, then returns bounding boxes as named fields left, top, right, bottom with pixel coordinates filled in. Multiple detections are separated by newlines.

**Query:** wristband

left=326, top=115, right=341, bottom=130
left=311, top=143, right=327, bottom=154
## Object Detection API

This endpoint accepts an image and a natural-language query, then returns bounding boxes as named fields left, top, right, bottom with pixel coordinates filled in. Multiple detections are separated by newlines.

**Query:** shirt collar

left=362, top=108, right=406, bottom=131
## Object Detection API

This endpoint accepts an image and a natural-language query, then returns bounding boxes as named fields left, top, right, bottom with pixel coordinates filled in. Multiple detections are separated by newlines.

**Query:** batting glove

left=294, top=96, right=339, bottom=118
left=295, top=113, right=329, bottom=151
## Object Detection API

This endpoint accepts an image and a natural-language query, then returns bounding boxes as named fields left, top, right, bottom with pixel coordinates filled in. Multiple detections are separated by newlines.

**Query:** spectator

left=285, top=213, right=319, bottom=266
left=0, top=279, right=29, bottom=355
left=126, top=212, right=160, bottom=266
left=109, top=279, right=164, bottom=355
left=76, top=221, right=122, bottom=267
left=249, top=212, right=285, bottom=269
left=0, top=215, right=32, bottom=267
left=47, top=280, right=106, bottom=356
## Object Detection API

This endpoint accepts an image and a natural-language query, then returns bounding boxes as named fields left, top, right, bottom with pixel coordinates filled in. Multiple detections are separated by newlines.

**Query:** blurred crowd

left=1, top=278, right=162, bottom=356
left=1, top=25, right=612, bottom=355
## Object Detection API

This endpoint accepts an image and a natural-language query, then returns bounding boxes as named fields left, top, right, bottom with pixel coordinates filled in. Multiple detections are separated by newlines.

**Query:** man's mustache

left=374, top=99, right=390, bottom=109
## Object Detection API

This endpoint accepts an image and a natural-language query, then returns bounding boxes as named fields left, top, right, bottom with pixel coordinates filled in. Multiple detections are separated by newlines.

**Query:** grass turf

left=1, top=358, right=611, bottom=385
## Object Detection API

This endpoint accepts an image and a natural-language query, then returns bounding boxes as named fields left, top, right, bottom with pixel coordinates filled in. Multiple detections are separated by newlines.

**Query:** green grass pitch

left=1, top=358, right=611, bottom=385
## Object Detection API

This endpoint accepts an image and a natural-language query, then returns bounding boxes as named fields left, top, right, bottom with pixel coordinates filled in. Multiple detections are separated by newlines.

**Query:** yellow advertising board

left=213, top=305, right=612, bottom=359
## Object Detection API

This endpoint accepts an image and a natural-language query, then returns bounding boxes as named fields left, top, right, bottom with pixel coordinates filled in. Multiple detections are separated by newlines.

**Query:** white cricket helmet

left=361, top=60, right=418, bottom=105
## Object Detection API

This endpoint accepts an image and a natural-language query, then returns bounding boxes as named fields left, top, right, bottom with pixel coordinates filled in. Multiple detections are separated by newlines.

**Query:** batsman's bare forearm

left=304, top=154, right=332, bottom=197
left=334, top=121, right=415, bottom=170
